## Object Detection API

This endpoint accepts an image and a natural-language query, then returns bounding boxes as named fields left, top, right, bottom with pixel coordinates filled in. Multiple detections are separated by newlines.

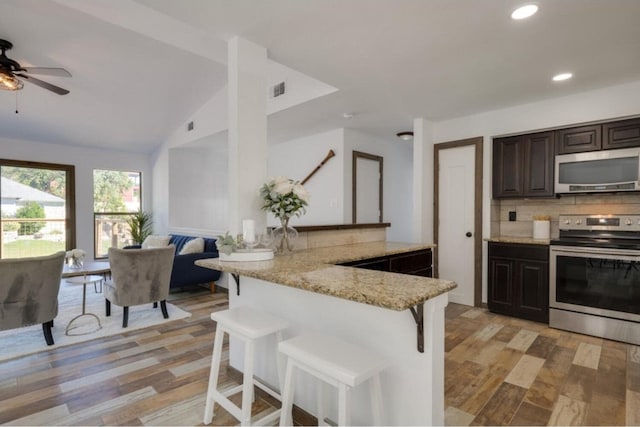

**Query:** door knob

left=466, top=232, right=472, bottom=237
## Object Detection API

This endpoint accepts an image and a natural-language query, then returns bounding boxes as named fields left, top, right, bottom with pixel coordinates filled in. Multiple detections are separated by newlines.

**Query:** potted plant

left=126, top=211, right=153, bottom=245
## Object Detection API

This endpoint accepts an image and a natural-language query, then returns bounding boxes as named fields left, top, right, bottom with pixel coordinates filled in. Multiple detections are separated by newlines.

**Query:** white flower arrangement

left=259, top=176, right=309, bottom=220
left=65, top=248, right=86, bottom=264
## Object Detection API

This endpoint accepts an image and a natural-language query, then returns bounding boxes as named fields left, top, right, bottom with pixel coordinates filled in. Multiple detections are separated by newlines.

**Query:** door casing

left=433, top=137, right=483, bottom=307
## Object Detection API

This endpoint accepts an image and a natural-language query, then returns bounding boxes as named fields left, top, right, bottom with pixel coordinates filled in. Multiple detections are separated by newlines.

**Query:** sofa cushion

left=141, top=235, right=171, bottom=249
left=179, top=237, right=204, bottom=255
left=170, top=234, right=217, bottom=254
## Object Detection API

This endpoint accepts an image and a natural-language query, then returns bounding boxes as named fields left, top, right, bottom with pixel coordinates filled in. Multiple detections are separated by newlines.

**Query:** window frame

left=0, top=158, right=76, bottom=258
left=92, top=169, right=143, bottom=259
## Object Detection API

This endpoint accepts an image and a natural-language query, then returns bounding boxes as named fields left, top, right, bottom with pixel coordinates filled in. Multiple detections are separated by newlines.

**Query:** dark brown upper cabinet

left=603, top=117, right=640, bottom=150
left=555, top=124, right=602, bottom=154
left=493, top=131, right=554, bottom=199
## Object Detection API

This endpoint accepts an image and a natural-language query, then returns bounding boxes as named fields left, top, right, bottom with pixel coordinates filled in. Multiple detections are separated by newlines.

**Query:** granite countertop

left=485, top=236, right=551, bottom=245
left=196, top=241, right=456, bottom=312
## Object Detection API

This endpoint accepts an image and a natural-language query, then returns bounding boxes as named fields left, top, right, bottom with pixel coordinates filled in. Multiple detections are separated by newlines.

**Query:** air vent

left=271, top=81, right=285, bottom=98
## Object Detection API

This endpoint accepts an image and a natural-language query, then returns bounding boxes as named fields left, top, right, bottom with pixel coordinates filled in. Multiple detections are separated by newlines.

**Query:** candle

left=242, top=219, right=256, bottom=244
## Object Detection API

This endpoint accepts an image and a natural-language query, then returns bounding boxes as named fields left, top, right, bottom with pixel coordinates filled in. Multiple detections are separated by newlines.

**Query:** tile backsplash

left=492, top=193, right=640, bottom=238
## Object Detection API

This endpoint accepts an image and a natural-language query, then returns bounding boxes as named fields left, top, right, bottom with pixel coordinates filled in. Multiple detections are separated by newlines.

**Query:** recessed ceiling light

left=552, top=72, right=573, bottom=82
left=511, top=4, right=539, bottom=20
left=342, top=112, right=354, bottom=119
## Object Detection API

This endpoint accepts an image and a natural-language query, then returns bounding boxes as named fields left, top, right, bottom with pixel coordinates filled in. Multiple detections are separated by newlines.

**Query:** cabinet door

left=556, top=125, right=602, bottom=154
left=603, top=118, right=640, bottom=150
left=493, top=136, right=523, bottom=198
left=523, top=132, right=554, bottom=197
left=513, top=260, right=549, bottom=323
left=488, top=256, right=513, bottom=315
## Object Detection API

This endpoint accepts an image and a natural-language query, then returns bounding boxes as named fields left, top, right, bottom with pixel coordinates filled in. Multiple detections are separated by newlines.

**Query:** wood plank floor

left=0, top=291, right=638, bottom=426
left=445, top=303, right=639, bottom=426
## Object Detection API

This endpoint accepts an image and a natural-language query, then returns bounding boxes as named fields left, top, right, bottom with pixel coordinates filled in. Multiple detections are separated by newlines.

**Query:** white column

left=412, top=118, right=435, bottom=243
left=227, top=37, right=268, bottom=237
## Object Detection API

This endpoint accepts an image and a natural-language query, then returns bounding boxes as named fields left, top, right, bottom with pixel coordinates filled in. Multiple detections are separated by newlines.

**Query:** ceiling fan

left=0, top=39, right=71, bottom=95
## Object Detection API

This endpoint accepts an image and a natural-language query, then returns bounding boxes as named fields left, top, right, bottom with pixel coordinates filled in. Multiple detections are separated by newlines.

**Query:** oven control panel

left=558, top=214, right=640, bottom=231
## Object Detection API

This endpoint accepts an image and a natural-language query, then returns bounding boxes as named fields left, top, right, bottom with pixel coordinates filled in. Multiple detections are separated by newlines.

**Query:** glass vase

left=273, top=217, right=298, bottom=254
left=68, top=257, right=84, bottom=269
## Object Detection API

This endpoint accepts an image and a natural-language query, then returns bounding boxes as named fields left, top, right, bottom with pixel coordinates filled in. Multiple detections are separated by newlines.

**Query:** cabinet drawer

left=399, top=267, right=433, bottom=278
left=341, top=257, right=390, bottom=271
left=389, top=250, right=432, bottom=274
left=488, top=242, right=548, bottom=261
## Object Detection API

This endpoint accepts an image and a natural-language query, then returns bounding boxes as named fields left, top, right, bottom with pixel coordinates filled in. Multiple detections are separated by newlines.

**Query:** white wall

left=431, top=79, right=640, bottom=302
left=0, top=136, right=151, bottom=260
left=344, top=129, right=413, bottom=242
left=168, top=137, right=228, bottom=236
left=268, top=128, right=345, bottom=227
left=152, top=86, right=229, bottom=235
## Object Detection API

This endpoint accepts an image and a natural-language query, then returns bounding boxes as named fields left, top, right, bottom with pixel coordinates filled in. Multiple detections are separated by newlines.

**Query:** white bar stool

left=203, top=307, right=289, bottom=426
left=278, top=333, right=387, bottom=426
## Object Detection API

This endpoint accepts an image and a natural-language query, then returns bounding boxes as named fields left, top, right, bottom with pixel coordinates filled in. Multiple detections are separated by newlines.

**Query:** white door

left=356, top=157, right=381, bottom=223
left=438, top=145, right=475, bottom=306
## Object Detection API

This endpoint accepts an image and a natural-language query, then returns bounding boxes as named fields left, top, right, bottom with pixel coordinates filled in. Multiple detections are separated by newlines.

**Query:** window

left=0, top=159, right=76, bottom=259
left=93, top=170, right=142, bottom=258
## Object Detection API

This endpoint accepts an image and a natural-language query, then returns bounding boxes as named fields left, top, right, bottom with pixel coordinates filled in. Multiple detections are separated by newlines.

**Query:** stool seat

left=279, top=333, right=387, bottom=426
left=204, top=307, right=289, bottom=426
left=211, top=306, right=289, bottom=339
left=279, top=333, right=388, bottom=387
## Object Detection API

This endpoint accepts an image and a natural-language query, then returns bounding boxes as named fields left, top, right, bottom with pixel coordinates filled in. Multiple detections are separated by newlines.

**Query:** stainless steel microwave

left=555, top=147, right=640, bottom=194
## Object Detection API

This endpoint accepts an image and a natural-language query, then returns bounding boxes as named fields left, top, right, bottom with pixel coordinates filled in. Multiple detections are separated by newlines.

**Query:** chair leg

left=160, top=300, right=169, bottom=319
left=204, top=327, right=225, bottom=424
left=338, top=383, right=352, bottom=426
left=153, top=302, right=158, bottom=308
left=123, top=306, right=129, bottom=328
left=105, top=299, right=111, bottom=316
left=279, top=359, right=296, bottom=426
left=42, top=320, right=54, bottom=346
left=369, top=374, right=383, bottom=425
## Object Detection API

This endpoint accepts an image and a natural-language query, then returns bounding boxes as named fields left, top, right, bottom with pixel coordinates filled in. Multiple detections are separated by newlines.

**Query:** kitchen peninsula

left=197, top=241, right=456, bottom=425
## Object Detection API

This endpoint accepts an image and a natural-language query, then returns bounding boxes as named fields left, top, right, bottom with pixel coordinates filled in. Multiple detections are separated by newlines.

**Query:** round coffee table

left=65, top=274, right=103, bottom=336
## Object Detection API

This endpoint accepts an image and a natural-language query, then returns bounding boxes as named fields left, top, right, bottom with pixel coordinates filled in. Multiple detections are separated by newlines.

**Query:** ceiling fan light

left=0, top=72, right=23, bottom=91
left=396, top=131, right=414, bottom=141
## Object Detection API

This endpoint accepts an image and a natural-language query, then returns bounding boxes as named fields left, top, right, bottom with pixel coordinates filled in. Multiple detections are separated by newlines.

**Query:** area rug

left=0, top=279, right=192, bottom=362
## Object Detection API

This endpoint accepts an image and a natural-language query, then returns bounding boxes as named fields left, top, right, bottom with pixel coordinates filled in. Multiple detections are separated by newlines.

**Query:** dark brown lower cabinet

left=488, top=242, right=549, bottom=323
left=339, top=249, right=432, bottom=277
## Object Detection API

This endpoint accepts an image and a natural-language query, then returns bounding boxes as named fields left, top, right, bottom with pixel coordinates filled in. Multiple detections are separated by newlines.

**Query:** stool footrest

left=254, top=378, right=282, bottom=401
left=211, top=391, right=243, bottom=421
left=253, top=409, right=282, bottom=426
left=221, top=384, right=243, bottom=398
left=213, top=388, right=282, bottom=427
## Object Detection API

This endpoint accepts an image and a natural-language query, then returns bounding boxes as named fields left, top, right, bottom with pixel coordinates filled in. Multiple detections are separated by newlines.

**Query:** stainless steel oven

left=549, top=214, right=640, bottom=345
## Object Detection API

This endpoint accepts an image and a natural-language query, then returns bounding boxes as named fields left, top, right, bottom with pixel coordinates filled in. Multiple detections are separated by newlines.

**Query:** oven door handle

left=551, top=245, right=640, bottom=259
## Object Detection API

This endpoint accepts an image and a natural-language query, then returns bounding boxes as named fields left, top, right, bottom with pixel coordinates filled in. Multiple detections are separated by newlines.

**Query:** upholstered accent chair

left=0, top=251, right=66, bottom=345
left=104, top=246, right=175, bottom=328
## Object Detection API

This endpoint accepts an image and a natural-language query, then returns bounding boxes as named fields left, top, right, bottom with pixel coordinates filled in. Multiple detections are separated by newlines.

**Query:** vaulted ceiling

left=1, top=0, right=639, bottom=153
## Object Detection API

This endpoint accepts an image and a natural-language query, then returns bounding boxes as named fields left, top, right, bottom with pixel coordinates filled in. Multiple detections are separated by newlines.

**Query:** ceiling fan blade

left=21, top=67, right=71, bottom=77
left=15, top=73, right=69, bottom=95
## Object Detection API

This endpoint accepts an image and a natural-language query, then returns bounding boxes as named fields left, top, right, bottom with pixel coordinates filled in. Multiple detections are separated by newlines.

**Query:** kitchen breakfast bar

left=196, top=242, right=456, bottom=425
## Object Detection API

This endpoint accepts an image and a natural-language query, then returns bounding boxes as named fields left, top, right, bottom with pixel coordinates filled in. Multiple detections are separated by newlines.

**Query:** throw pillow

left=179, top=237, right=205, bottom=255
left=141, top=235, right=171, bottom=249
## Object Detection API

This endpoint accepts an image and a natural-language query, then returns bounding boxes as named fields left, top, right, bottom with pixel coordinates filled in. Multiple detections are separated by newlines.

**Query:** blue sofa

left=168, top=234, right=221, bottom=291
left=126, top=234, right=221, bottom=292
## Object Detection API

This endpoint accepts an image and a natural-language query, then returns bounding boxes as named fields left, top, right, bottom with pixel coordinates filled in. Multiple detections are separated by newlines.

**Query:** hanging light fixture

left=396, top=131, right=414, bottom=141
left=0, top=70, right=23, bottom=91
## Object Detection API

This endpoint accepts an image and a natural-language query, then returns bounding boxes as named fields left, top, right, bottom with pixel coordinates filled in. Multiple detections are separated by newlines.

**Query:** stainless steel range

left=549, top=214, right=640, bottom=345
